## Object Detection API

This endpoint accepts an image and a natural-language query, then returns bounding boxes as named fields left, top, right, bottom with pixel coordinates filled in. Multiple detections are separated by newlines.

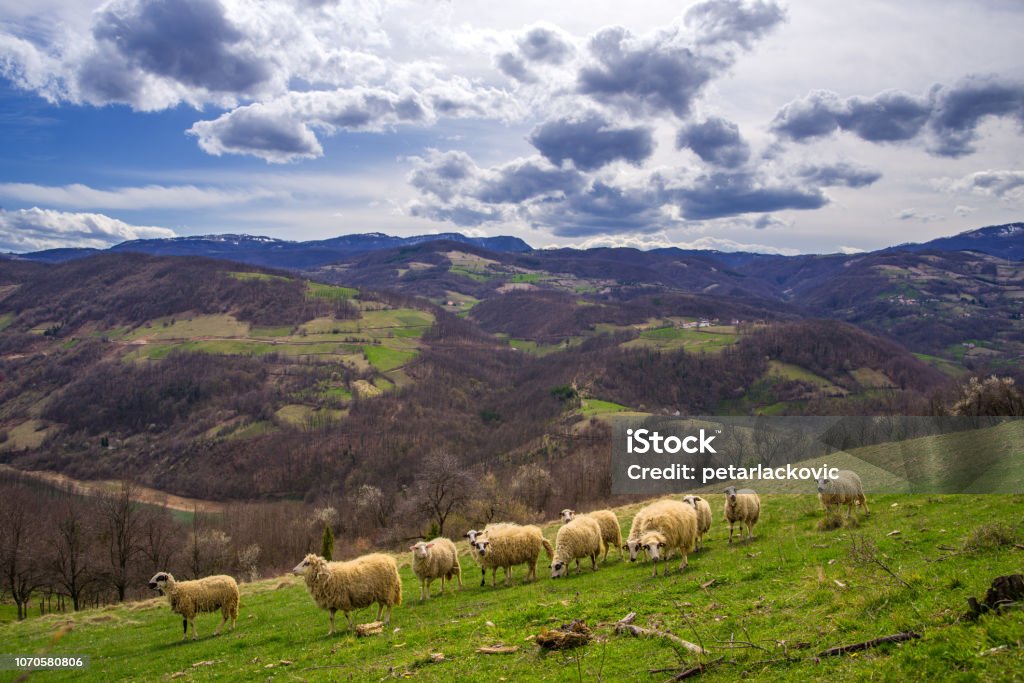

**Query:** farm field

left=2, top=493, right=1022, bottom=682
left=622, top=325, right=739, bottom=353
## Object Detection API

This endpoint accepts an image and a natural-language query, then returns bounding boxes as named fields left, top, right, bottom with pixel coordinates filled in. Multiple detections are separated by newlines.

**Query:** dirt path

left=0, top=464, right=226, bottom=513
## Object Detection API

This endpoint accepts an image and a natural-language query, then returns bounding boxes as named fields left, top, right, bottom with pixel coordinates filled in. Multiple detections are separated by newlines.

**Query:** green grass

left=363, top=346, right=416, bottom=372
left=0, top=312, right=13, bottom=332
left=508, top=338, right=582, bottom=357
left=913, top=353, right=969, bottom=378
left=305, top=282, right=358, bottom=300
left=624, top=326, right=739, bottom=354
left=579, top=399, right=630, bottom=417
left=508, top=273, right=549, bottom=283
left=450, top=266, right=491, bottom=282
left=764, top=361, right=836, bottom=388
left=125, top=315, right=250, bottom=341
left=2, top=494, right=1023, bottom=681
left=228, top=272, right=292, bottom=283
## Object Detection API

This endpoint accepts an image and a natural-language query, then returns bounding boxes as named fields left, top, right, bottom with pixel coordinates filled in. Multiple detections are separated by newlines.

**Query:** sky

left=0, top=0, right=1022, bottom=255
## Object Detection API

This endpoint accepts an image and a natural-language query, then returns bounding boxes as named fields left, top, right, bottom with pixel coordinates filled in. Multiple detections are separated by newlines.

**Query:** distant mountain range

left=6, top=222, right=1023, bottom=267
left=10, top=232, right=533, bottom=268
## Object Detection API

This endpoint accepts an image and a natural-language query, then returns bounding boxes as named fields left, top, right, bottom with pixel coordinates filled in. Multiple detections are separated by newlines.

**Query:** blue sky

left=1, top=0, right=1022, bottom=254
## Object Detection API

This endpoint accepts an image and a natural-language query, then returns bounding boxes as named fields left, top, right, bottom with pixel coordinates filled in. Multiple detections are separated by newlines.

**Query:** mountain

left=13, top=232, right=532, bottom=267
left=884, top=222, right=1024, bottom=260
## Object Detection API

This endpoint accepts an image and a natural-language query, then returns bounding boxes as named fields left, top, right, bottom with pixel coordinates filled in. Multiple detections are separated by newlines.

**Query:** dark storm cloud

left=928, top=76, right=1024, bottom=157
left=539, top=182, right=667, bottom=237
left=670, top=172, right=827, bottom=220
left=495, top=52, right=536, bottom=83
left=577, top=1, right=783, bottom=118
left=517, top=26, right=574, bottom=64
left=772, top=76, right=1024, bottom=157
left=685, top=0, right=787, bottom=49
left=91, top=0, right=271, bottom=94
left=474, top=160, right=584, bottom=204
left=529, top=114, right=654, bottom=171
left=577, top=26, right=715, bottom=118
left=797, top=162, right=881, bottom=188
left=675, top=117, right=751, bottom=168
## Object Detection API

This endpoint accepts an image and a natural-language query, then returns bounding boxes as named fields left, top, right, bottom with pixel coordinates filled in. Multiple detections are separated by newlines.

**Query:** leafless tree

left=412, top=452, right=472, bottom=537
left=50, top=499, right=99, bottom=611
left=0, top=486, right=47, bottom=619
left=98, top=481, right=141, bottom=601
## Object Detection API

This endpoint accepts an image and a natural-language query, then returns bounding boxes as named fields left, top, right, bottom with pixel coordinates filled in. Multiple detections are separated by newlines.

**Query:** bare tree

left=0, top=487, right=47, bottom=619
left=138, top=506, right=181, bottom=575
left=98, top=481, right=141, bottom=601
left=412, top=452, right=472, bottom=537
left=50, top=500, right=98, bottom=611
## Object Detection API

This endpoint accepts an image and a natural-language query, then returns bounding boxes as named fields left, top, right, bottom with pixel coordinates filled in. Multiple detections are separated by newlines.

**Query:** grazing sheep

left=551, top=515, right=604, bottom=577
left=464, top=522, right=515, bottom=545
left=817, top=470, right=869, bottom=518
left=410, top=538, right=463, bottom=601
left=292, top=553, right=402, bottom=635
left=471, top=524, right=554, bottom=587
left=682, top=495, right=713, bottom=550
left=723, top=486, right=760, bottom=544
left=624, top=498, right=684, bottom=562
left=147, top=572, right=239, bottom=641
left=561, top=509, right=623, bottom=562
left=635, top=500, right=698, bottom=577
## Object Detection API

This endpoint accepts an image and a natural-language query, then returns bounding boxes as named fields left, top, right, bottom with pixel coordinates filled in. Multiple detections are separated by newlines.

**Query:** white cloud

left=0, top=182, right=286, bottom=209
left=0, top=207, right=175, bottom=252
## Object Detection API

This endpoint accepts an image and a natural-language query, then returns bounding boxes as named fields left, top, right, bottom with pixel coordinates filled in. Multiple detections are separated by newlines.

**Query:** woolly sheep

left=560, top=509, right=623, bottom=562
left=292, top=553, right=402, bottom=634
left=410, top=538, right=463, bottom=601
left=682, top=495, right=713, bottom=550
left=551, top=515, right=604, bottom=577
left=147, top=572, right=239, bottom=641
left=624, top=498, right=685, bottom=562
left=464, top=522, right=515, bottom=545
left=635, top=500, right=698, bottom=577
left=471, top=524, right=554, bottom=587
left=723, top=486, right=760, bottom=544
left=817, top=470, right=869, bottom=518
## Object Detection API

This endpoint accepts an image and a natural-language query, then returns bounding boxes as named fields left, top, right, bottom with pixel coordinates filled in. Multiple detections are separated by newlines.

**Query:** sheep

left=464, top=522, right=515, bottom=545
left=560, top=509, right=623, bottom=562
left=147, top=572, right=239, bottom=641
left=410, top=538, right=463, bottom=601
left=471, top=524, right=554, bottom=587
left=551, top=515, right=604, bottom=577
left=292, top=553, right=402, bottom=635
left=624, top=498, right=684, bottom=562
left=723, top=486, right=761, bottom=544
left=817, top=470, right=869, bottom=519
left=682, top=495, right=713, bottom=550
left=635, top=500, right=698, bottom=577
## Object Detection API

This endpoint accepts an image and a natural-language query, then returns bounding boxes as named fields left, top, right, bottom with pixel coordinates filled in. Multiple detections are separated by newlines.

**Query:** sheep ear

left=426, top=543, right=434, bottom=548
left=409, top=545, right=416, bottom=551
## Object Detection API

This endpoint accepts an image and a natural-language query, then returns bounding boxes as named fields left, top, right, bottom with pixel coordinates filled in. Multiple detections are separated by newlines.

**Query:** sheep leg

left=376, top=603, right=384, bottom=621
left=746, top=522, right=754, bottom=541
left=728, top=521, right=734, bottom=544
left=420, top=579, right=427, bottom=601
left=650, top=560, right=658, bottom=578
left=591, top=552, right=598, bottom=571
left=861, top=496, right=870, bottom=515
left=328, top=609, right=337, bottom=635
left=214, top=610, right=227, bottom=636
left=383, top=605, right=393, bottom=624
left=345, top=612, right=354, bottom=630
left=678, top=552, right=688, bottom=573
left=504, top=566, right=512, bottom=586
left=491, top=568, right=498, bottom=587
left=440, top=575, right=445, bottom=595
left=190, top=617, right=198, bottom=640
left=480, top=567, right=486, bottom=587
left=182, top=617, right=187, bottom=640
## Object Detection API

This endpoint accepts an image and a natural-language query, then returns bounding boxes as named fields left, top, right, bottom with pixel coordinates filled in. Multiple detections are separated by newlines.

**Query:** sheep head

left=148, top=572, right=172, bottom=592
left=410, top=541, right=434, bottom=558
left=550, top=560, right=568, bottom=578
left=559, top=509, right=576, bottom=524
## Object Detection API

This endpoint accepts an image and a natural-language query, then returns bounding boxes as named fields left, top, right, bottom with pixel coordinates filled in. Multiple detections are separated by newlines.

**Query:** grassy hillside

left=3, top=493, right=1022, bottom=681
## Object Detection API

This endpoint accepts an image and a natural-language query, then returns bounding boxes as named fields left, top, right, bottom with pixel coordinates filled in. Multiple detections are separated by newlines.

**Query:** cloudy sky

left=1, top=0, right=1022, bottom=254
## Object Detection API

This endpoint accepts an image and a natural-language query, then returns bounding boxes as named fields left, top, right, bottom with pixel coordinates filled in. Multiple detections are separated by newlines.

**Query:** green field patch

left=250, top=325, right=294, bottom=338
left=228, top=271, right=292, bottom=283
left=227, top=420, right=275, bottom=440
left=912, top=353, right=968, bottom=378
left=624, top=325, right=738, bottom=353
left=508, top=272, right=550, bottom=283
left=306, top=281, right=358, bottom=300
left=363, top=345, right=416, bottom=372
left=4, top=492, right=1024, bottom=680
left=352, top=379, right=382, bottom=398
left=579, top=398, right=630, bottom=417
left=508, top=337, right=582, bottom=356
left=0, top=420, right=54, bottom=451
left=0, top=312, right=13, bottom=332
left=274, top=404, right=344, bottom=428
left=126, top=314, right=250, bottom=341
left=850, top=366, right=895, bottom=388
left=765, top=361, right=835, bottom=388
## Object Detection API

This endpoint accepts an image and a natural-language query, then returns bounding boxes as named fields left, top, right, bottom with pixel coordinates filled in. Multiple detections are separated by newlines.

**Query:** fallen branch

left=476, top=645, right=519, bottom=654
left=666, top=657, right=724, bottom=681
left=614, top=613, right=708, bottom=655
left=817, top=632, right=921, bottom=658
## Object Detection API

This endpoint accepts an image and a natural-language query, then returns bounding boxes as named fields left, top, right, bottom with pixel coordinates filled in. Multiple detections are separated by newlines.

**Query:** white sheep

left=471, top=524, right=554, bottom=587
left=292, top=553, right=402, bottom=634
left=560, top=509, right=623, bottom=562
left=551, top=515, right=604, bottom=577
left=147, top=572, right=239, bottom=641
left=410, top=538, right=463, bottom=601
left=723, top=486, right=760, bottom=543
left=817, top=470, right=869, bottom=518
left=682, top=495, right=713, bottom=550
left=624, top=506, right=655, bottom=562
left=464, top=522, right=515, bottom=545
left=635, top=500, right=698, bottom=577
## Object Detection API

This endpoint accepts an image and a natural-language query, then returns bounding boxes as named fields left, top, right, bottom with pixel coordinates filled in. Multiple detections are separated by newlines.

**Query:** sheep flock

left=146, top=474, right=869, bottom=640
